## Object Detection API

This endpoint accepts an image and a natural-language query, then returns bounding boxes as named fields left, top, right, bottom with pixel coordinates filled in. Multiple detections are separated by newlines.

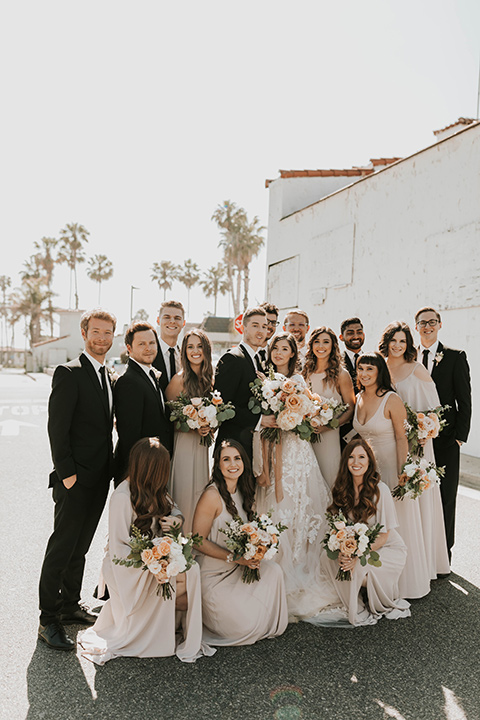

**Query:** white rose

left=187, top=418, right=200, bottom=430
left=353, top=523, right=368, bottom=535
left=264, top=546, right=277, bottom=560
left=358, top=536, right=369, bottom=554
left=320, top=407, right=334, bottom=422
left=328, top=535, right=340, bottom=552
left=403, top=463, right=417, bottom=477
left=244, top=543, right=256, bottom=561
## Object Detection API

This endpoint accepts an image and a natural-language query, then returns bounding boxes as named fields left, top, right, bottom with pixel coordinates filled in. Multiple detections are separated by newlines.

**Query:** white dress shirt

left=419, top=340, right=439, bottom=374
left=83, top=351, right=113, bottom=411
left=159, top=338, right=180, bottom=382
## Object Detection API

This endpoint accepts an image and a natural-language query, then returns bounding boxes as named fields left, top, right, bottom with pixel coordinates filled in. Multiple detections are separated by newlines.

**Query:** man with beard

left=283, top=310, right=310, bottom=369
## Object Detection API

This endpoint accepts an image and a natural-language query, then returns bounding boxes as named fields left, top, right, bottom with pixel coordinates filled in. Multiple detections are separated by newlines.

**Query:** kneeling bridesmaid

left=80, top=437, right=214, bottom=663
left=316, top=439, right=410, bottom=627
left=193, top=439, right=288, bottom=646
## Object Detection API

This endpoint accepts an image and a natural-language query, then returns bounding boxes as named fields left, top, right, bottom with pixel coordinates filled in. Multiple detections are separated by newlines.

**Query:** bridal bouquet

left=220, top=511, right=287, bottom=584
left=323, top=510, right=383, bottom=581
left=392, top=455, right=445, bottom=501
left=248, top=368, right=319, bottom=443
left=306, top=394, right=349, bottom=442
left=167, top=391, right=236, bottom=446
left=112, top=524, right=202, bottom=599
left=403, top=403, right=449, bottom=457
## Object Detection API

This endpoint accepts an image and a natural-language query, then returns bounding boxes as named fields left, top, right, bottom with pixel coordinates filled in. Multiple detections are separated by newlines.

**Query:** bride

left=254, top=332, right=337, bottom=620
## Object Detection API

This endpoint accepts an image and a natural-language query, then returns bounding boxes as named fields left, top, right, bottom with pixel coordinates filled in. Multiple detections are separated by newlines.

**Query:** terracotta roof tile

left=433, top=117, right=477, bottom=135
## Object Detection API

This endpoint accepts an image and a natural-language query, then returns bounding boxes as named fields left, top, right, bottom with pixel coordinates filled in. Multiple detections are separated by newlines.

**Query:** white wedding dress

left=254, top=380, right=338, bottom=620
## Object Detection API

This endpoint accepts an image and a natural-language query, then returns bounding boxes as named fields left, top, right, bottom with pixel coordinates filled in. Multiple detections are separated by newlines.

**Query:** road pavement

left=1, top=370, right=479, bottom=720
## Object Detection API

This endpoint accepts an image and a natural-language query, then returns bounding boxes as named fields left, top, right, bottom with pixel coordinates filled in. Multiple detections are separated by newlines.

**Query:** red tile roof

left=433, top=117, right=477, bottom=136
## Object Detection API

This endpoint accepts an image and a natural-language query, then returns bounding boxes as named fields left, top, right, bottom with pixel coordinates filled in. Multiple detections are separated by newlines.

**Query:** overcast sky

left=1, top=0, right=479, bottom=340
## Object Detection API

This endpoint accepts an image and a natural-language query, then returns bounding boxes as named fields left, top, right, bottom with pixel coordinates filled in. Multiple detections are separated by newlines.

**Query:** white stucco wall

left=266, top=122, right=480, bottom=457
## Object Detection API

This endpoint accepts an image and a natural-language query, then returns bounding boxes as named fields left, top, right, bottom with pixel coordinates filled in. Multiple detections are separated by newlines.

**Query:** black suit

left=113, top=359, right=173, bottom=484
left=39, top=354, right=114, bottom=625
left=214, top=344, right=258, bottom=460
left=429, top=341, right=472, bottom=559
left=340, top=351, right=360, bottom=446
left=151, top=333, right=179, bottom=393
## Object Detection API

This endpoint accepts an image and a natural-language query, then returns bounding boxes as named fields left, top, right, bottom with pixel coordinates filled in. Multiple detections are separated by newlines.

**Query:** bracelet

left=226, top=552, right=234, bottom=564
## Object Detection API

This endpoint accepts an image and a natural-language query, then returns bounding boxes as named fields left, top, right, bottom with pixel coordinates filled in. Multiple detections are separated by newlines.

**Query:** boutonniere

left=107, top=367, right=119, bottom=384
left=434, top=352, right=444, bottom=365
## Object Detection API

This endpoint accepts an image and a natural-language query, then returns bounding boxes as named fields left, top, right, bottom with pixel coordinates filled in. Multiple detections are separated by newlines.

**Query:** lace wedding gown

left=254, top=404, right=338, bottom=620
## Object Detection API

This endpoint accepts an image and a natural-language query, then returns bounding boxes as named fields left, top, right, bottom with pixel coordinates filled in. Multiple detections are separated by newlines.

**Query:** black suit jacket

left=430, top=341, right=471, bottom=448
left=214, top=344, right=258, bottom=451
left=343, top=352, right=359, bottom=393
left=113, top=359, right=173, bottom=481
left=47, top=353, right=114, bottom=489
left=151, top=338, right=169, bottom=393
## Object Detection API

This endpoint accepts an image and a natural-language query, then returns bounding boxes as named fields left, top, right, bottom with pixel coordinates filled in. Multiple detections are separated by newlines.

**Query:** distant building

left=265, top=118, right=480, bottom=456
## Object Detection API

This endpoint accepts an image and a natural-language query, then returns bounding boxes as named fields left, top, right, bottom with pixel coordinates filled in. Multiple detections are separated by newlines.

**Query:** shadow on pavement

left=25, top=573, right=480, bottom=720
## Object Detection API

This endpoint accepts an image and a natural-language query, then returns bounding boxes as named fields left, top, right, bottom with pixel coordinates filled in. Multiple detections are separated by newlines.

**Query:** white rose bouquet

left=112, top=524, right=202, bottom=600
left=393, top=455, right=445, bottom=501
left=323, top=510, right=383, bottom=581
left=167, top=391, right=236, bottom=446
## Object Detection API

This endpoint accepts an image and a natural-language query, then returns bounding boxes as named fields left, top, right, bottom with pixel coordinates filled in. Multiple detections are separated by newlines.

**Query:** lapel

left=80, top=354, right=111, bottom=421
left=431, top=341, right=444, bottom=379
left=128, top=359, right=164, bottom=410
left=239, top=343, right=258, bottom=373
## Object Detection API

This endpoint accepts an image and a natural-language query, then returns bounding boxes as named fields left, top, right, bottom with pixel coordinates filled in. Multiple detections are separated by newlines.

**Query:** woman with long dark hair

left=303, top=327, right=355, bottom=488
left=166, top=328, right=214, bottom=531
left=80, top=438, right=213, bottom=664
left=254, top=333, right=335, bottom=620
left=312, top=439, right=410, bottom=626
left=379, top=321, right=449, bottom=578
left=193, top=439, right=288, bottom=646
left=352, top=352, right=430, bottom=599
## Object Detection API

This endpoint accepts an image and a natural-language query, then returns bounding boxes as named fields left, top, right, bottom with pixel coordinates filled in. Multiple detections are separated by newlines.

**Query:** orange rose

left=249, top=531, right=260, bottom=544
left=211, top=395, right=223, bottom=406
left=240, top=523, right=255, bottom=534
left=151, top=546, right=162, bottom=560
left=285, top=393, right=302, bottom=411
left=155, top=568, right=169, bottom=584
left=157, top=539, right=172, bottom=556
left=335, top=529, right=347, bottom=541
left=253, top=546, right=267, bottom=561
left=141, top=548, right=154, bottom=564
left=282, top=378, right=298, bottom=394
left=340, top=537, right=358, bottom=556
left=270, top=534, right=277, bottom=545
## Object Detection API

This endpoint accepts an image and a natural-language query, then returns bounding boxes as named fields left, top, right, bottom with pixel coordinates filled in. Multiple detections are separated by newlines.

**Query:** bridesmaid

left=79, top=437, right=213, bottom=664
left=353, top=352, right=430, bottom=599
left=193, top=439, right=288, bottom=646
left=317, top=439, right=410, bottom=626
left=303, top=327, right=355, bottom=487
left=166, top=328, right=213, bottom=532
left=379, top=321, right=450, bottom=578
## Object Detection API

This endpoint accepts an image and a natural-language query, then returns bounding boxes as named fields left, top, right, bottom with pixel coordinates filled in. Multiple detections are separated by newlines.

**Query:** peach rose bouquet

left=167, top=391, right=236, bottom=446
left=220, top=511, right=287, bottom=584
left=392, top=455, right=445, bottom=501
left=306, top=395, right=349, bottom=443
left=323, top=510, right=383, bottom=581
left=248, top=367, right=318, bottom=443
left=112, top=524, right=202, bottom=599
left=403, top=403, right=449, bottom=457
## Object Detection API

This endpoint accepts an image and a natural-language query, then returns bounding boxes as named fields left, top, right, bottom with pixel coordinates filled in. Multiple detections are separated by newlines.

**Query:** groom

left=415, top=306, right=471, bottom=563
left=214, top=306, right=268, bottom=460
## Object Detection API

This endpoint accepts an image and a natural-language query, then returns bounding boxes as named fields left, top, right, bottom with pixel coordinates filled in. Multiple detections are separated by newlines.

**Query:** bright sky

left=1, top=0, right=479, bottom=340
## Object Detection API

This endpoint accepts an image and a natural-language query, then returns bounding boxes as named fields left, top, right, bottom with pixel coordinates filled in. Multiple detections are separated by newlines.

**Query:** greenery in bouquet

left=393, top=454, right=445, bottom=501
left=323, top=510, right=383, bottom=581
left=403, top=403, right=449, bottom=458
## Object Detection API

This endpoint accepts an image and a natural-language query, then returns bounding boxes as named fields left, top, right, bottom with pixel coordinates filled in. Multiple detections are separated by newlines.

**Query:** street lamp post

left=130, top=286, right=139, bottom=321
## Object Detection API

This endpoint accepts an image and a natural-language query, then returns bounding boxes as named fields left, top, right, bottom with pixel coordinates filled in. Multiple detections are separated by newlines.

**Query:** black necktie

left=353, top=353, right=358, bottom=369
left=99, top=366, right=109, bottom=408
left=422, top=349, right=429, bottom=369
left=258, top=349, right=267, bottom=369
left=168, top=347, right=176, bottom=381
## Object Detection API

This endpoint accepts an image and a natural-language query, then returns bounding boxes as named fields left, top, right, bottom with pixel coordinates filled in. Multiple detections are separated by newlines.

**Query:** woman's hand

left=236, top=556, right=261, bottom=570
left=339, top=552, right=357, bottom=572
left=198, top=425, right=211, bottom=437
left=261, top=414, right=278, bottom=428
left=160, top=515, right=182, bottom=532
left=256, top=371, right=266, bottom=381
left=313, top=425, right=329, bottom=435
left=418, top=437, right=427, bottom=447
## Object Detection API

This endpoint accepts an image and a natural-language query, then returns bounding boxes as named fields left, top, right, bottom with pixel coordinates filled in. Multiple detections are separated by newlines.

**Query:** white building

left=265, top=118, right=480, bottom=457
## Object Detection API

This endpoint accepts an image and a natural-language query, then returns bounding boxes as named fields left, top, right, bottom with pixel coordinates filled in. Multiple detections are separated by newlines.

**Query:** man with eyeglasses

left=258, top=302, right=279, bottom=371
left=415, top=306, right=471, bottom=567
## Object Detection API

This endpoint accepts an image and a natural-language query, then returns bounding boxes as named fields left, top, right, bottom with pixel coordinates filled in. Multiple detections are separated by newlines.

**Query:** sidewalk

left=460, top=453, right=480, bottom=490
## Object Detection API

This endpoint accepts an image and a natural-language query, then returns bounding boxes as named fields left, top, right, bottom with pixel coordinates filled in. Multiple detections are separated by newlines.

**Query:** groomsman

left=39, top=310, right=116, bottom=650
left=339, top=317, right=365, bottom=391
left=415, top=306, right=472, bottom=563
left=214, top=306, right=268, bottom=460
left=258, top=301, right=279, bottom=370
left=152, top=300, right=185, bottom=393
left=283, top=310, right=310, bottom=368
left=114, top=322, right=173, bottom=485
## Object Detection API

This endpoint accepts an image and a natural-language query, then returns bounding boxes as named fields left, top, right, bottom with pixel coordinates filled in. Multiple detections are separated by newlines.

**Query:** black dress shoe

left=38, top=623, right=76, bottom=651
left=437, top=571, right=451, bottom=579
left=60, top=607, right=97, bottom=626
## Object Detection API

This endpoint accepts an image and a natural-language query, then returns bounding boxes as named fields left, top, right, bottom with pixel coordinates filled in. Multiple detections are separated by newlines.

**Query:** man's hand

left=63, top=474, right=77, bottom=489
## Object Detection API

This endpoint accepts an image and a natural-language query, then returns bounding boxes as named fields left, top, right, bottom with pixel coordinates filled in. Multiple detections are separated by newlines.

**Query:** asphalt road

left=1, top=370, right=479, bottom=720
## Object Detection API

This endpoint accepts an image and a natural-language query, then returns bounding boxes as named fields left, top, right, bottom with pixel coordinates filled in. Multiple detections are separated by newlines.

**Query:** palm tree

left=236, top=214, right=265, bottom=311
left=133, top=308, right=149, bottom=322
left=33, top=237, right=58, bottom=336
left=87, top=254, right=114, bottom=304
left=200, top=263, right=230, bottom=316
left=0, top=275, right=11, bottom=362
left=151, top=261, right=179, bottom=301
left=10, top=278, right=52, bottom=347
left=177, top=259, right=200, bottom=316
left=212, top=200, right=246, bottom=316
left=57, top=222, right=89, bottom=309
